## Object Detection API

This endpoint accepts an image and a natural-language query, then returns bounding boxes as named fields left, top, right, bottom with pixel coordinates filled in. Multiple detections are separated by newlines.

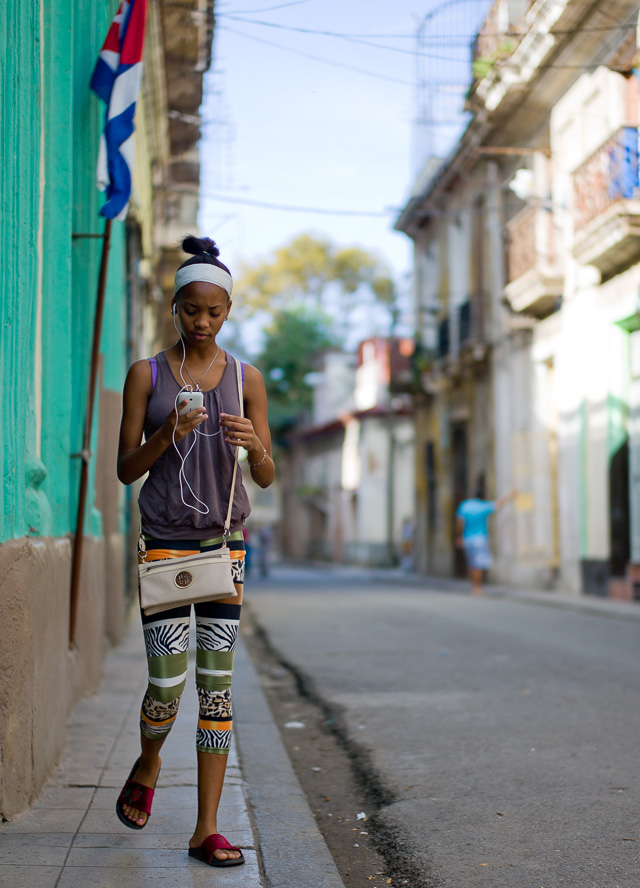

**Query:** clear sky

left=198, top=0, right=488, bottom=284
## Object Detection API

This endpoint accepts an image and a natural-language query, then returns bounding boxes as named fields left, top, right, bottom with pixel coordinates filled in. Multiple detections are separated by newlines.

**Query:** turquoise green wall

left=0, top=0, right=128, bottom=542
left=0, top=3, right=41, bottom=540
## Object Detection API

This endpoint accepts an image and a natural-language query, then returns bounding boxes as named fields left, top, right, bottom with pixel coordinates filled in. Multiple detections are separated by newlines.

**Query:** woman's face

left=173, top=281, right=231, bottom=348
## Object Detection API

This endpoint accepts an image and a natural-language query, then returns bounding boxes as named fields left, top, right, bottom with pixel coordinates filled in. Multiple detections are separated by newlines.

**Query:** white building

left=281, top=339, right=416, bottom=566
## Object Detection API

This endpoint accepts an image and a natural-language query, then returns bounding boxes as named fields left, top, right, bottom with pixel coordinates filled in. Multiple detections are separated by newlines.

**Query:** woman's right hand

left=163, top=401, right=208, bottom=443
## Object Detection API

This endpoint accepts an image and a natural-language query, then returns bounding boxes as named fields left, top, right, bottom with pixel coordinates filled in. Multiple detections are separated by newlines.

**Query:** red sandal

left=188, top=833, right=245, bottom=868
left=115, top=757, right=160, bottom=830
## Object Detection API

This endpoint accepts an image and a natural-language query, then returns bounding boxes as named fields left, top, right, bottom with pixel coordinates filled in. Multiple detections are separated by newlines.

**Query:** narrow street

left=246, top=565, right=640, bottom=888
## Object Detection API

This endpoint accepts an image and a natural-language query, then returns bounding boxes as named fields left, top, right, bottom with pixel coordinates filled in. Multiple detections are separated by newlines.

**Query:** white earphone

left=169, top=300, right=224, bottom=515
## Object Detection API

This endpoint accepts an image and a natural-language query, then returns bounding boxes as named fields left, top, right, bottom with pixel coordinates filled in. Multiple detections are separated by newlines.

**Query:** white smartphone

left=179, top=390, right=204, bottom=416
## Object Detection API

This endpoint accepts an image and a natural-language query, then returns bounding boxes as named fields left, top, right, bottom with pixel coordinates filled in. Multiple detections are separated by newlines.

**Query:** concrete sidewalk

left=0, top=611, right=346, bottom=888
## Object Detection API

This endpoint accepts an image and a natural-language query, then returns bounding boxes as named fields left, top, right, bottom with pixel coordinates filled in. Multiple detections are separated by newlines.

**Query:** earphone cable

left=172, top=311, right=222, bottom=440
left=171, top=312, right=226, bottom=514
left=172, top=388, right=211, bottom=515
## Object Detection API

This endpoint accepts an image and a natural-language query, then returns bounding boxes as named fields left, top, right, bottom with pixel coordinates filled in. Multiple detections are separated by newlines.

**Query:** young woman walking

left=115, top=235, right=274, bottom=866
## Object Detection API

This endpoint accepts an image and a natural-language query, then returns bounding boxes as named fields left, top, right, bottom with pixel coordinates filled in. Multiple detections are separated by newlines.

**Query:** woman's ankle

left=190, top=823, right=218, bottom=844
left=137, top=752, right=162, bottom=772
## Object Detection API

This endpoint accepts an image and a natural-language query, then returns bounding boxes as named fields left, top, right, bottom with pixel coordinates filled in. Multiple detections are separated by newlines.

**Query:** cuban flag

left=90, top=0, right=147, bottom=220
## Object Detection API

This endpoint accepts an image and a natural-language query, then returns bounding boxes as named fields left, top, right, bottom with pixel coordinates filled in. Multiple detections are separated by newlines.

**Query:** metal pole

left=69, top=216, right=113, bottom=647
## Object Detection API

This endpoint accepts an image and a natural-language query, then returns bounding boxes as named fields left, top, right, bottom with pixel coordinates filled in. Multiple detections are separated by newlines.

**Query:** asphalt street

left=247, top=565, right=640, bottom=888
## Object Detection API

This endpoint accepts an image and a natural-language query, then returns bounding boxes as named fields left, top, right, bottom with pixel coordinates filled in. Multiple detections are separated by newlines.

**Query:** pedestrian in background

left=115, top=235, right=274, bottom=867
left=455, top=479, right=516, bottom=596
left=400, top=516, right=414, bottom=572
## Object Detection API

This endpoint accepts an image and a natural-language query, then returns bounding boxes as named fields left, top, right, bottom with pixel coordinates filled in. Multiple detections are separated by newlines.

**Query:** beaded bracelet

left=249, top=444, right=270, bottom=469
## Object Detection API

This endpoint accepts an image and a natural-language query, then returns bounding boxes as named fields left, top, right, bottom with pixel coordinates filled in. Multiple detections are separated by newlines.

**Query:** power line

left=220, top=14, right=471, bottom=59
left=216, top=11, right=636, bottom=42
left=156, top=0, right=637, bottom=42
left=198, top=189, right=395, bottom=216
left=160, top=0, right=486, bottom=32
left=420, top=22, right=636, bottom=40
left=220, top=25, right=413, bottom=86
left=226, top=0, right=313, bottom=13
left=219, top=14, right=638, bottom=67
left=156, top=0, right=638, bottom=67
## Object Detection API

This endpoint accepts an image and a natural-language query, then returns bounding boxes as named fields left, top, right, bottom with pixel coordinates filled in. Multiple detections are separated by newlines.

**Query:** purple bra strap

left=241, top=361, right=245, bottom=388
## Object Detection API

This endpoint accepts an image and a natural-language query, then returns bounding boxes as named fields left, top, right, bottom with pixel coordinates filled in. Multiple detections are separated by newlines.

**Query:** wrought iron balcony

left=458, top=297, right=487, bottom=353
left=504, top=204, right=563, bottom=318
left=436, top=300, right=487, bottom=364
left=573, top=126, right=640, bottom=278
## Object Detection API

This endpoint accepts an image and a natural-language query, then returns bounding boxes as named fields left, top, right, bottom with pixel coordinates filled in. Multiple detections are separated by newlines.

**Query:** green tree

left=257, top=307, right=339, bottom=438
left=232, top=233, right=399, bottom=438
left=235, top=232, right=396, bottom=331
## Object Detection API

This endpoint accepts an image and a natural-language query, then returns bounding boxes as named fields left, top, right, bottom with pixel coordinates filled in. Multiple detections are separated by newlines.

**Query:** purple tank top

left=138, top=350, right=251, bottom=540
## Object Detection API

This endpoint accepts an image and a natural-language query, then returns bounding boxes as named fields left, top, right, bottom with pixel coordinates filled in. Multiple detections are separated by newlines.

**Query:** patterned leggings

left=138, top=531, right=245, bottom=755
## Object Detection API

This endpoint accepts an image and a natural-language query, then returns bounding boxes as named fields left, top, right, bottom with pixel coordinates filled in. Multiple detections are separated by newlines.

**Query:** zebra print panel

left=196, top=728, right=231, bottom=750
left=141, top=719, right=170, bottom=739
left=196, top=617, right=239, bottom=652
left=143, top=619, right=190, bottom=657
left=231, top=558, right=245, bottom=584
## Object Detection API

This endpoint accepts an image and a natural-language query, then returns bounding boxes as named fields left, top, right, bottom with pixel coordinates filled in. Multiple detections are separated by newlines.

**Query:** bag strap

left=223, top=357, right=243, bottom=544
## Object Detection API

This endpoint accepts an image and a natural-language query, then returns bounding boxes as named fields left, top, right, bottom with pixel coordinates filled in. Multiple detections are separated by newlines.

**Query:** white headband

left=174, top=263, right=233, bottom=298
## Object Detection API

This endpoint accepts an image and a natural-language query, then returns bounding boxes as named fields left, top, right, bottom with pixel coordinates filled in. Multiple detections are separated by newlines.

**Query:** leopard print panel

left=141, top=691, right=182, bottom=724
left=197, top=687, right=232, bottom=720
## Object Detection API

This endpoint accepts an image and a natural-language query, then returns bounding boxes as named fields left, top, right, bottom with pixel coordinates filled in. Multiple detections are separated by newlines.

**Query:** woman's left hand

left=219, top=413, right=258, bottom=450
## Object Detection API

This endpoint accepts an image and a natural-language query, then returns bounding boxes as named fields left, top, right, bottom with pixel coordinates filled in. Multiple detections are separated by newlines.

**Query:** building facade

left=0, top=0, right=214, bottom=818
left=281, top=339, right=416, bottom=566
left=396, top=0, right=640, bottom=596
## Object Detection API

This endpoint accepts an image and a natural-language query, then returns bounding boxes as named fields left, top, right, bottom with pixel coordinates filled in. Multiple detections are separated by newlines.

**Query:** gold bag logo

left=174, top=570, right=194, bottom=589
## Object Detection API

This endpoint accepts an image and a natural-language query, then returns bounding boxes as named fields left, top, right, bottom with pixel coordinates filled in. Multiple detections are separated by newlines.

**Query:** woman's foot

left=121, top=756, right=162, bottom=827
left=189, top=829, right=243, bottom=863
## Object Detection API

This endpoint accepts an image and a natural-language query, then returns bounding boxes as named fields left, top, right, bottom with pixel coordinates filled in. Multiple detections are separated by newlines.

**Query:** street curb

left=234, top=631, right=347, bottom=888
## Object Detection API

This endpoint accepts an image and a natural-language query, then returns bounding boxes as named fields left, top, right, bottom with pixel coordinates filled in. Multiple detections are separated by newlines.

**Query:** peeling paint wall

left=0, top=0, right=129, bottom=818
left=410, top=164, right=498, bottom=579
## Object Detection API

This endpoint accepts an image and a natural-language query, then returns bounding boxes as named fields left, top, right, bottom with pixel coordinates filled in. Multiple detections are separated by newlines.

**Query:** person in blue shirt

left=455, top=480, right=516, bottom=596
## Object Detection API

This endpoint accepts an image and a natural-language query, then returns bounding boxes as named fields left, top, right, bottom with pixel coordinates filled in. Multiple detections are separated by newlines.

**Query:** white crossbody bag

left=137, top=359, right=243, bottom=616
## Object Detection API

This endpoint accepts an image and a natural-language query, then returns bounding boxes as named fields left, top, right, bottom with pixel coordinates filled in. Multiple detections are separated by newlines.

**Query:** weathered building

left=282, top=339, right=415, bottom=566
left=0, top=0, right=215, bottom=818
left=396, top=0, right=640, bottom=595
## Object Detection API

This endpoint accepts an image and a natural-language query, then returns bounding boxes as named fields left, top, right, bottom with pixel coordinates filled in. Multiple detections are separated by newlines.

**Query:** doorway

left=451, top=423, right=468, bottom=577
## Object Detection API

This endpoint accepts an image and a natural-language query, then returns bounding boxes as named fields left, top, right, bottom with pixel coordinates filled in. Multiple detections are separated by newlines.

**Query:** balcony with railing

left=471, top=0, right=529, bottom=88
left=573, top=126, right=640, bottom=278
left=434, top=299, right=488, bottom=363
left=504, top=204, right=563, bottom=318
left=458, top=296, right=488, bottom=358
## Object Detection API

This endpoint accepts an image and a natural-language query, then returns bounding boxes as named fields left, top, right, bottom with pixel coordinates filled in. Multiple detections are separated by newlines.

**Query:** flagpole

left=69, top=216, right=113, bottom=647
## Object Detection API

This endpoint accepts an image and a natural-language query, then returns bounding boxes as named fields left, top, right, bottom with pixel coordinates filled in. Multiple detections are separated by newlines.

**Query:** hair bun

left=181, top=234, right=220, bottom=258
